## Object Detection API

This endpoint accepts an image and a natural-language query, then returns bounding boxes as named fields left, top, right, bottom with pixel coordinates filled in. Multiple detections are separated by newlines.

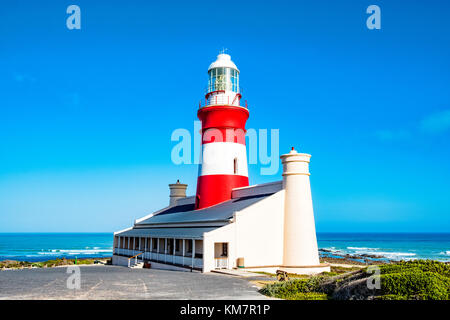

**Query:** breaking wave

left=322, top=247, right=341, bottom=253
left=320, top=246, right=419, bottom=261
left=37, top=249, right=112, bottom=256
left=347, top=247, right=379, bottom=250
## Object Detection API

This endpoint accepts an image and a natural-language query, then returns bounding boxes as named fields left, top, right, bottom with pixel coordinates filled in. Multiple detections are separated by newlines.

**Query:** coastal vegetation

left=0, top=258, right=110, bottom=269
left=260, top=260, right=450, bottom=300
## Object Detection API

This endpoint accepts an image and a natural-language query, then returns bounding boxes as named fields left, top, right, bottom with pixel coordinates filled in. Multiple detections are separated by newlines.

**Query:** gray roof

left=136, top=193, right=273, bottom=226
left=116, top=227, right=217, bottom=239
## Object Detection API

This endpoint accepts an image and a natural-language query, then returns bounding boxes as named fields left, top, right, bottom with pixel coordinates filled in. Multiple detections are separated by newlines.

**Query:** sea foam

left=347, top=247, right=379, bottom=250
left=38, top=249, right=112, bottom=255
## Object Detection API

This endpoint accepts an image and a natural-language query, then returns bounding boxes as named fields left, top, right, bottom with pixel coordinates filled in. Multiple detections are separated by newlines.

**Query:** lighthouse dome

left=208, top=53, right=239, bottom=72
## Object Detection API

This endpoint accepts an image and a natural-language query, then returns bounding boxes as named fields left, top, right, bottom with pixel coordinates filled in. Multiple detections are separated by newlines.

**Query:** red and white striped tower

left=195, top=53, right=249, bottom=209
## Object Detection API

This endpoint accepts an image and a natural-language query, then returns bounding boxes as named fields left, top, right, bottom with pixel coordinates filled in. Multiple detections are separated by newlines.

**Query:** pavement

left=211, top=268, right=266, bottom=278
left=0, top=265, right=270, bottom=300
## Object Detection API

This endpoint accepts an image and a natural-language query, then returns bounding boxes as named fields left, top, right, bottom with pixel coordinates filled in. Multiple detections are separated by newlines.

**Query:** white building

left=112, top=54, right=330, bottom=275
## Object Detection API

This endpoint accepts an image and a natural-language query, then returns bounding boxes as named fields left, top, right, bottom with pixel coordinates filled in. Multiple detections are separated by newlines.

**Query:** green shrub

left=320, top=271, right=340, bottom=277
left=260, top=277, right=329, bottom=300
left=376, top=260, right=450, bottom=277
left=260, top=260, right=450, bottom=300
left=375, top=294, right=408, bottom=300
left=381, top=270, right=449, bottom=300
left=284, top=292, right=328, bottom=300
left=76, top=259, right=94, bottom=265
left=260, top=279, right=308, bottom=297
left=31, top=262, right=44, bottom=268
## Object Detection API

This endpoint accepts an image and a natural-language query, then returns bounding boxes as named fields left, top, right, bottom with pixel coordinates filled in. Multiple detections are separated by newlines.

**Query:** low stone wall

left=112, top=255, right=200, bottom=272
left=148, top=261, right=200, bottom=272
left=112, top=254, right=130, bottom=267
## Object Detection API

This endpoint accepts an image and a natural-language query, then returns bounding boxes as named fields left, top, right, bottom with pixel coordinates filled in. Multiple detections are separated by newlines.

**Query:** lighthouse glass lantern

left=208, top=67, right=239, bottom=93
left=205, top=54, right=241, bottom=107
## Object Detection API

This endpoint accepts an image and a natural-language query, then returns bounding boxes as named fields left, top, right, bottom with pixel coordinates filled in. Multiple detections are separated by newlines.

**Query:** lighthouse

left=195, top=53, right=250, bottom=209
left=113, top=52, right=330, bottom=275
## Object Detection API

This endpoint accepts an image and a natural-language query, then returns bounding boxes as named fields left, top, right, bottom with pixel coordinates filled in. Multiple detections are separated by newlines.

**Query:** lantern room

left=204, top=53, right=242, bottom=107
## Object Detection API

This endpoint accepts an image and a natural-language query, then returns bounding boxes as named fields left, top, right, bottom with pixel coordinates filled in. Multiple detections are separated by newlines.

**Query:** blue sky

left=0, top=0, right=449, bottom=232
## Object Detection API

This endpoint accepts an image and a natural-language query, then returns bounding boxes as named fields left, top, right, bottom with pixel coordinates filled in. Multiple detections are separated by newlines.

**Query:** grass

left=0, top=258, right=110, bottom=269
left=259, top=260, right=450, bottom=300
left=252, top=271, right=309, bottom=279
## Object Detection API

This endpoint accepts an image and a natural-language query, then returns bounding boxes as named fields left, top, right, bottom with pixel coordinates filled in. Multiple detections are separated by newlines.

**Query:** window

left=195, top=195, right=200, bottom=209
left=175, top=239, right=181, bottom=252
left=208, top=67, right=239, bottom=93
left=234, top=158, right=238, bottom=174
left=222, top=243, right=228, bottom=257
left=187, top=240, right=192, bottom=253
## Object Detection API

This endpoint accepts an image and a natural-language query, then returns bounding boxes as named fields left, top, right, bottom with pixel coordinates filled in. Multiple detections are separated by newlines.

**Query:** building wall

left=203, top=190, right=285, bottom=272
left=234, top=190, right=285, bottom=268
left=203, top=223, right=235, bottom=272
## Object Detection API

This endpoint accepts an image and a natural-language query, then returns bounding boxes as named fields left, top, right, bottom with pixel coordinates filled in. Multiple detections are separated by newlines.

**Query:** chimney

left=168, top=180, right=187, bottom=206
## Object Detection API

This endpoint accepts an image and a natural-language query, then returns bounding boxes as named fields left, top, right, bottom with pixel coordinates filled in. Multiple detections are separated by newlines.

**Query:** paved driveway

left=0, top=265, right=268, bottom=300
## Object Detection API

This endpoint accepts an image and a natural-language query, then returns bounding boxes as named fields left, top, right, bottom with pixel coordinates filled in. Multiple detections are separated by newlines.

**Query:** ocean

left=0, top=232, right=449, bottom=262
left=0, top=233, right=113, bottom=262
left=318, top=232, right=450, bottom=262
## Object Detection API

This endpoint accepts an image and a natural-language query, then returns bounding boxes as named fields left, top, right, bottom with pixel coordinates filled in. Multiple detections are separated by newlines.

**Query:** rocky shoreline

left=319, top=248, right=393, bottom=266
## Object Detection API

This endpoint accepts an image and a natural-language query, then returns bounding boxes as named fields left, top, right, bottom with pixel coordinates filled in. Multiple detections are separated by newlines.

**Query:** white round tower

left=281, top=148, right=330, bottom=274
